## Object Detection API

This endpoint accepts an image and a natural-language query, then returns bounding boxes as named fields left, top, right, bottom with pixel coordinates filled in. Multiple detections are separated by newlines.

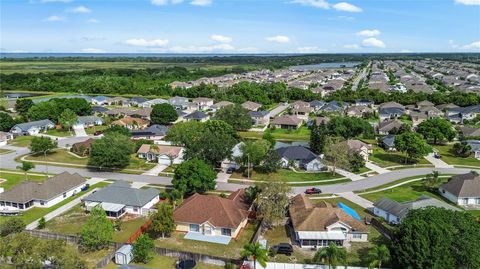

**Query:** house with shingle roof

left=439, top=172, right=480, bottom=207
left=0, top=172, right=86, bottom=213
left=377, top=119, right=405, bottom=135
left=0, top=131, right=13, bottom=146
left=373, top=195, right=459, bottom=224
left=131, top=124, right=169, bottom=141
left=74, top=116, right=103, bottom=128
left=248, top=111, right=270, bottom=126
left=173, top=189, right=250, bottom=243
left=10, top=119, right=55, bottom=136
left=379, top=102, right=405, bottom=121
left=83, top=181, right=160, bottom=218
left=459, top=127, right=480, bottom=139
left=276, top=146, right=324, bottom=171
left=137, top=144, right=184, bottom=165
left=289, top=194, right=368, bottom=248
left=193, top=97, right=214, bottom=110
left=184, top=111, right=209, bottom=122
left=241, top=101, right=262, bottom=112
left=271, top=115, right=303, bottom=130
left=112, top=117, right=150, bottom=130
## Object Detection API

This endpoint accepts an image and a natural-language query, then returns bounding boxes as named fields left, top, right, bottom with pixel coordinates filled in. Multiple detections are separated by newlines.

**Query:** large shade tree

left=172, top=159, right=216, bottom=195
left=150, top=103, right=178, bottom=125
left=394, top=132, right=431, bottom=163
left=81, top=206, right=113, bottom=250
left=417, top=118, right=457, bottom=144
left=212, top=104, right=253, bottom=131
left=89, top=133, right=133, bottom=168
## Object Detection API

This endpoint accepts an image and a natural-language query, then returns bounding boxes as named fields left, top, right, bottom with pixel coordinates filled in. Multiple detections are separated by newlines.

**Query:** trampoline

left=338, top=202, right=362, bottom=221
left=176, top=259, right=196, bottom=269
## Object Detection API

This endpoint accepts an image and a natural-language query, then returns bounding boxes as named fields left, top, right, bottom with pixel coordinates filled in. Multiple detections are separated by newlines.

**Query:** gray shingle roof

left=83, top=181, right=160, bottom=207
left=12, top=119, right=55, bottom=132
left=248, top=111, right=269, bottom=118
left=131, top=124, right=169, bottom=137
left=276, top=146, right=317, bottom=164
left=374, top=195, right=459, bottom=219
left=184, top=111, right=208, bottom=120
left=440, top=172, right=480, bottom=197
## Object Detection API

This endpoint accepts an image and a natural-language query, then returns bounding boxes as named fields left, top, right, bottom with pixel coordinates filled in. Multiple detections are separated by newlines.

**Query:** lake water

left=2, top=92, right=45, bottom=98
left=274, top=141, right=309, bottom=149
left=289, top=61, right=361, bottom=71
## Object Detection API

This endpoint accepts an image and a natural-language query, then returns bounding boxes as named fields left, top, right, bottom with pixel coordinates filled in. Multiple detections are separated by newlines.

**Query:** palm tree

left=313, top=243, right=347, bottom=269
left=16, top=161, right=35, bottom=180
left=368, top=244, right=390, bottom=269
left=423, top=171, right=440, bottom=190
left=241, top=242, right=268, bottom=269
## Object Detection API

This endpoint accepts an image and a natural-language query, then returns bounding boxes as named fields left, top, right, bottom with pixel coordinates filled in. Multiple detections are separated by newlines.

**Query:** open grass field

left=231, top=169, right=346, bottom=184
left=85, top=125, right=109, bottom=135
left=0, top=61, right=255, bottom=74
left=434, top=144, right=480, bottom=167
left=155, top=221, right=258, bottom=259
left=369, top=145, right=430, bottom=167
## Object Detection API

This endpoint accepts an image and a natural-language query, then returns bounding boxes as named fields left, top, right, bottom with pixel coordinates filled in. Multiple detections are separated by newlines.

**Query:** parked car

left=94, top=131, right=103, bottom=136
left=226, top=167, right=235, bottom=174
left=305, top=188, right=322, bottom=195
left=270, top=243, right=293, bottom=256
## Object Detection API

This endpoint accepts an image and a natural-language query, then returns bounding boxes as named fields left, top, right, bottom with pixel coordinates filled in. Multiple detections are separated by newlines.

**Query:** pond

left=274, top=140, right=309, bottom=149
left=289, top=61, right=361, bottom=71
left=2, top=92, right=45, bottom=98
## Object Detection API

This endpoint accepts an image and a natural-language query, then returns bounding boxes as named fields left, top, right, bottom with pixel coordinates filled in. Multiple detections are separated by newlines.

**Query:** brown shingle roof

left=137, top=144, right=182, bottom=157
left=289, top=194, right=367, bottom=232
left=173, top=189, right=249, bottom=229
left=112, top=117, right=150, bottom=127
left=272, top=115, right=302, bottom=126
left=441, top=172, right=480, bottom=197
left=241, top=101, right=262, bottom=111
left=0, top=172, right=85, bottom=203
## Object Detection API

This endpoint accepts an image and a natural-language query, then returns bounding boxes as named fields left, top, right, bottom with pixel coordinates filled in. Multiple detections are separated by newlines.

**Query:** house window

left=352, top=233, right=362, bottom=239
left=189, top=224, right=200, bottom=232
left=133, top=207, right=138, bottom=212
left=476, top=198, right=480, bottom=205
left=221, top=228, right=231, bottom=236
left=462, top=198, right=469, bottom=205
left=40, top=201, right=45, bottom=206
left=63, top=192, right=67, bottom=198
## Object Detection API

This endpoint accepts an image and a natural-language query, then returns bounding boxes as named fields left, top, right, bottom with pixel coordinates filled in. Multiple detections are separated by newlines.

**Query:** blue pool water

left=338, top=202, right=362, bottom=221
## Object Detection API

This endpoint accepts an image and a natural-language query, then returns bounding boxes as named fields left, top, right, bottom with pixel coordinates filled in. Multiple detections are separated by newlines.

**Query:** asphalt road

left=1, top=138, right=478, bottom=194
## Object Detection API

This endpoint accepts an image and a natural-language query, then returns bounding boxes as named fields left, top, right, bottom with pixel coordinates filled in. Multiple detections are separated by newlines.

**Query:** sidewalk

left=365, top=161, right=390, bottom=174
left=336, top=191, right=374, bottom=210
left=142, top=164, right=167, bottom=176
left=216, top=171, right=232, bottom=183
left=334, top=168, right=365, bottom=181
left=424, top=153, right=454, bottom=168
left=73, top=126, right=87, bottom=137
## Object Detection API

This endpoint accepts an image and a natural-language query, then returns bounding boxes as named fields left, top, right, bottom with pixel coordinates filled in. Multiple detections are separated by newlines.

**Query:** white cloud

left=455, top=0, right=480, bottom=5
left=356, top=29, right=381, bottom=37
left=67, top=6, right=91, bottom=13
left=43, top=15, right=66, bottom=22
left=190, top=0, right=212, bottom=6
left=461, top=41, right=480, bottom=49
left=297, top=46, right=327, bottom=53
left=343, top=44, right=359, bottom=49
left=333, top=2, right=363, bottom=12
left=362, top=38, right=386, bottom=48
left=151, top=0, right=184, bottom=6
left=124, top=38, right=169, bottom=47
left=400, top=49, right=412, bottom=53
left=86, top=18, right=100, bottom=23
left=81, top=48, right=106, bottom=53
left=337, top=15, right=354, bottom=20
left=168, top=43, right=234, bottom=53
left=265, top=35, right=291, bottom=43
left=289, top=0, right=330, bottom=9
left=210, top=34, right=232, bottom=43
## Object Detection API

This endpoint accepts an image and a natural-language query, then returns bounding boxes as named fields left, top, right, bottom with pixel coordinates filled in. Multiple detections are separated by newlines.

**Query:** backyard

left=104, top=255, right=224, bottom=269
left=154, top=220, right=258, bottom=259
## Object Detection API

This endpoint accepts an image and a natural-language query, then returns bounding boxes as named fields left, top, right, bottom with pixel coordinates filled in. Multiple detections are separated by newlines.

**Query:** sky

left=0, top=0, right=479, bottom=54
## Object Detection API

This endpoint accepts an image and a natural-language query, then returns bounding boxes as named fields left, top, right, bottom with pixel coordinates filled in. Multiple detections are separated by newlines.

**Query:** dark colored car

left=226, top=167, right=235, bottom=174
left=270, top=243, right=293, bottom=256
left=94, top=131, right=103, bottom=136
left=305, top=188, right=322, bottom=195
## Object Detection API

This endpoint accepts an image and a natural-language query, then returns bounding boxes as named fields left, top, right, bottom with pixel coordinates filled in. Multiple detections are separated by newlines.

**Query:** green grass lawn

left=124, top=154, right=157, bottom=171
left=155, top=221, right=258, bottom=259
left=46, top=204, right=148, bottom=243
left=231, top=169, right=345, bottom=183
left=85, top=125, right=109, bottom=135
left=434, top=144, right=480, bottom=167
left=46, top=128, right=73, bottom=137
left=369, top=145, right=430, bottom=167
left=263, top=225, right=314, bottom=263
left=104, top=255, right=224, bottom=269
left=8, top=136, right=34, bottom=147
left=238, top=126, right=311, bottom=141
left=0, top=170, right=47, bottom=190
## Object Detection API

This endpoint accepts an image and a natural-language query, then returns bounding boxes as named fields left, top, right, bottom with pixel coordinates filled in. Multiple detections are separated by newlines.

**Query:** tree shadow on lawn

left=372, top=152, right=420, bottom=165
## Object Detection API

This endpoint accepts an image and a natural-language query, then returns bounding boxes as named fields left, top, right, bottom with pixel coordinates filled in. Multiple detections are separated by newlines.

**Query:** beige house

left=241, top=101, right=262, bottom=111
left=343, top=139, right=373, bottom=161
left=271, top=115, right=303, bottom=130
left=112, top=117, right=150, bottom=130
left=174, top=189, right=250, bottom=242
left=137, top=144, right=184, bottom=166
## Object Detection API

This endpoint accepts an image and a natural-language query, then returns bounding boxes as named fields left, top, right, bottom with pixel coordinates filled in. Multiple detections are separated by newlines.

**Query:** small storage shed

left=115, top=244, right=133, bottom=265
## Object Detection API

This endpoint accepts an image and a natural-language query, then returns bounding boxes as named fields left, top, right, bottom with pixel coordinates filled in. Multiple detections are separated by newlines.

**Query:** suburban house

left=92, top=106, right=109, bottom=115
left=193, top=97, right=214, bottom=110
left=379, top=102, right=405, bottom=121
left=276, top=146, right=324, bottom=171
left=131, top=125, right=169, bottom=141
left=110, top=97, right=129, bottom=106
left=112, top=117, right=150, bottom=130
left=271, top=115, right=303, bottom=130
left=248, top=111, right=270, bottom=126
left=439, top=172, right=480, bottom=207
left=320, top=101, right=344, bottom=113
left=343, top=140, right=373, bottom=161
left=381, top=134, right=396, bottom=151
left=459, top=127, right=480, bottom=139
left=289, top=194, right=368, bottom=248
left=211, top=101, right=234, bottom=111
left=309, top=100, right=326, bottom=111
left=91, top=96, right=111, bottom=106
left=241, top=101, right=262, bottom=111
left=83, top=181, right=160, bottom=218
left=0, top=172, right=86, bottom=213
left=377, top=119, right=404, bottom=135
left=355, top=99, right=374, bottom=107
left=292, top=106, right=313, bottom=120
left=129, top=97, right=149, bottom=107
left=169, top=96, right=190, bottom=110
left=184, top=111, right=209, bottom=122
left=173, top=189, right=250, bottom=244
left=465, top=140, right=480, bottom=159
left=0, top=131, right=13, bottom=146
left=141, top=98, right=168, bottom=108
left=169, top=81, right=192, bottom=89
left=10, top=119, right=55, bottom=136
left=373, top=195, right=459, bottom=224
left=70, top=138, right=95, bottom=157
left=74, top=116, right=103, bottom=128
left=346, top=106, right=374, bottom=118
left=137, top=144, right=184, bottom=165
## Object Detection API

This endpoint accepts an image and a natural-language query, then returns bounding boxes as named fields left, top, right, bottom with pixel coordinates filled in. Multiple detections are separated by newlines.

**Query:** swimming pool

left=338, top=202, right=362, bottom=221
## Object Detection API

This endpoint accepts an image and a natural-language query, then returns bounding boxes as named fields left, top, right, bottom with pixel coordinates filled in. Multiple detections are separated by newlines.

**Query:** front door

left=203, top=225, right=212, bottom=235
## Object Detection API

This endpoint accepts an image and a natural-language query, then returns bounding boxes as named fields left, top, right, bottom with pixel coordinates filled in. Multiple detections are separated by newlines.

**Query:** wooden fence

left=370, top=218, right=393, bottom=239
left=126, top=217, right=153, bottom=244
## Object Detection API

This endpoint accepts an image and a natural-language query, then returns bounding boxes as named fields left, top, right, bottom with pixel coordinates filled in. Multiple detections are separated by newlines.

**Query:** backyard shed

left=115, top=244, right=133, bottom=265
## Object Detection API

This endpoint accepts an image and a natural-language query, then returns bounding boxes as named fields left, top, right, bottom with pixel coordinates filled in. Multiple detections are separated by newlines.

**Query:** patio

left=184, top=232, right=231, bottom=245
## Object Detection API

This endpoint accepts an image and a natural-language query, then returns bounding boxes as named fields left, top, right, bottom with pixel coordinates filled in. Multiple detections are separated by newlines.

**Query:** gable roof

left=248, top=111, right=269, bottom=118
left=173, top=189, right=249, bottom=229
left=272, top=115, right=302, bottom=126
left=83, top=181, right=160, bottom=207
left=276, top=146, right=317, bottom=164
left=12, top=119, right=55, bottom=132
left=241, top=101, right=262, bottom=111
left=440, top=172, right=480, bottom=197
left=374, top=195, right=459, bottom=219
left=131, top=125, right=169, bottom=137
left=137, top=144, right=183, bottom=157
left=112, top=117, right=150, bottom=126
left=0, top=172, right=85, bottom=203
left=382, top=134, right=395, bottom=148
left=289, top=194, right=367, bottom=232
left=459, top=127, right=480, bottom=137
left=378, top=119, right=404, bottom=133
left=184, top=111, right=208, bottom=120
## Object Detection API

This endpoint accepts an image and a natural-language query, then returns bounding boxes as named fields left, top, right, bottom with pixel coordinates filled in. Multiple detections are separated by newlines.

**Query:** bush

left=0, top=218, right=26, bottom=236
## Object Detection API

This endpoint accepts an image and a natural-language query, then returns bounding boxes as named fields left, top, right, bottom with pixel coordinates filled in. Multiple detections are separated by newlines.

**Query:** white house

left=10, top=119, right=55, bottom=136
left=439, top=172, right=480, bottom=207
left=0, top=131, right=13, bottom=146
left=275, top=146, right=324, bottom=171
left=74, top=116, right=103, bottom=128
left=137, top=144, right=184, bottom=165
left=83, top=181, right=160, bottom=218
left=289, top=194, right=368, bottom=248
left=0, top=172, right=86, bottom=213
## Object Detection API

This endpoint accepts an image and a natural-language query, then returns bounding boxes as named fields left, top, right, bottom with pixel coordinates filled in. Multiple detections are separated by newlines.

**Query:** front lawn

left=45, top=203, right=148, bottom=243
left=369, top=145, right=430, bottom=167
left=154, top=221, right=258, bottom=259
left=434, top=144, right=480, bottom=167
left=85, top=125, right=109, bottom=135
left=231, top=169, right=345, bottom=184
left=8, top=136, right=34, bottom=147
left=46, top=128, right=73, bottom=137
left=0, top=170, right=47, bottom=190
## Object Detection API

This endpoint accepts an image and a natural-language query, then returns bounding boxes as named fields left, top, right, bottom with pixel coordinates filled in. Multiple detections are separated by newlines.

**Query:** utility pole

left=247, top=154, right=250, bottom=180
